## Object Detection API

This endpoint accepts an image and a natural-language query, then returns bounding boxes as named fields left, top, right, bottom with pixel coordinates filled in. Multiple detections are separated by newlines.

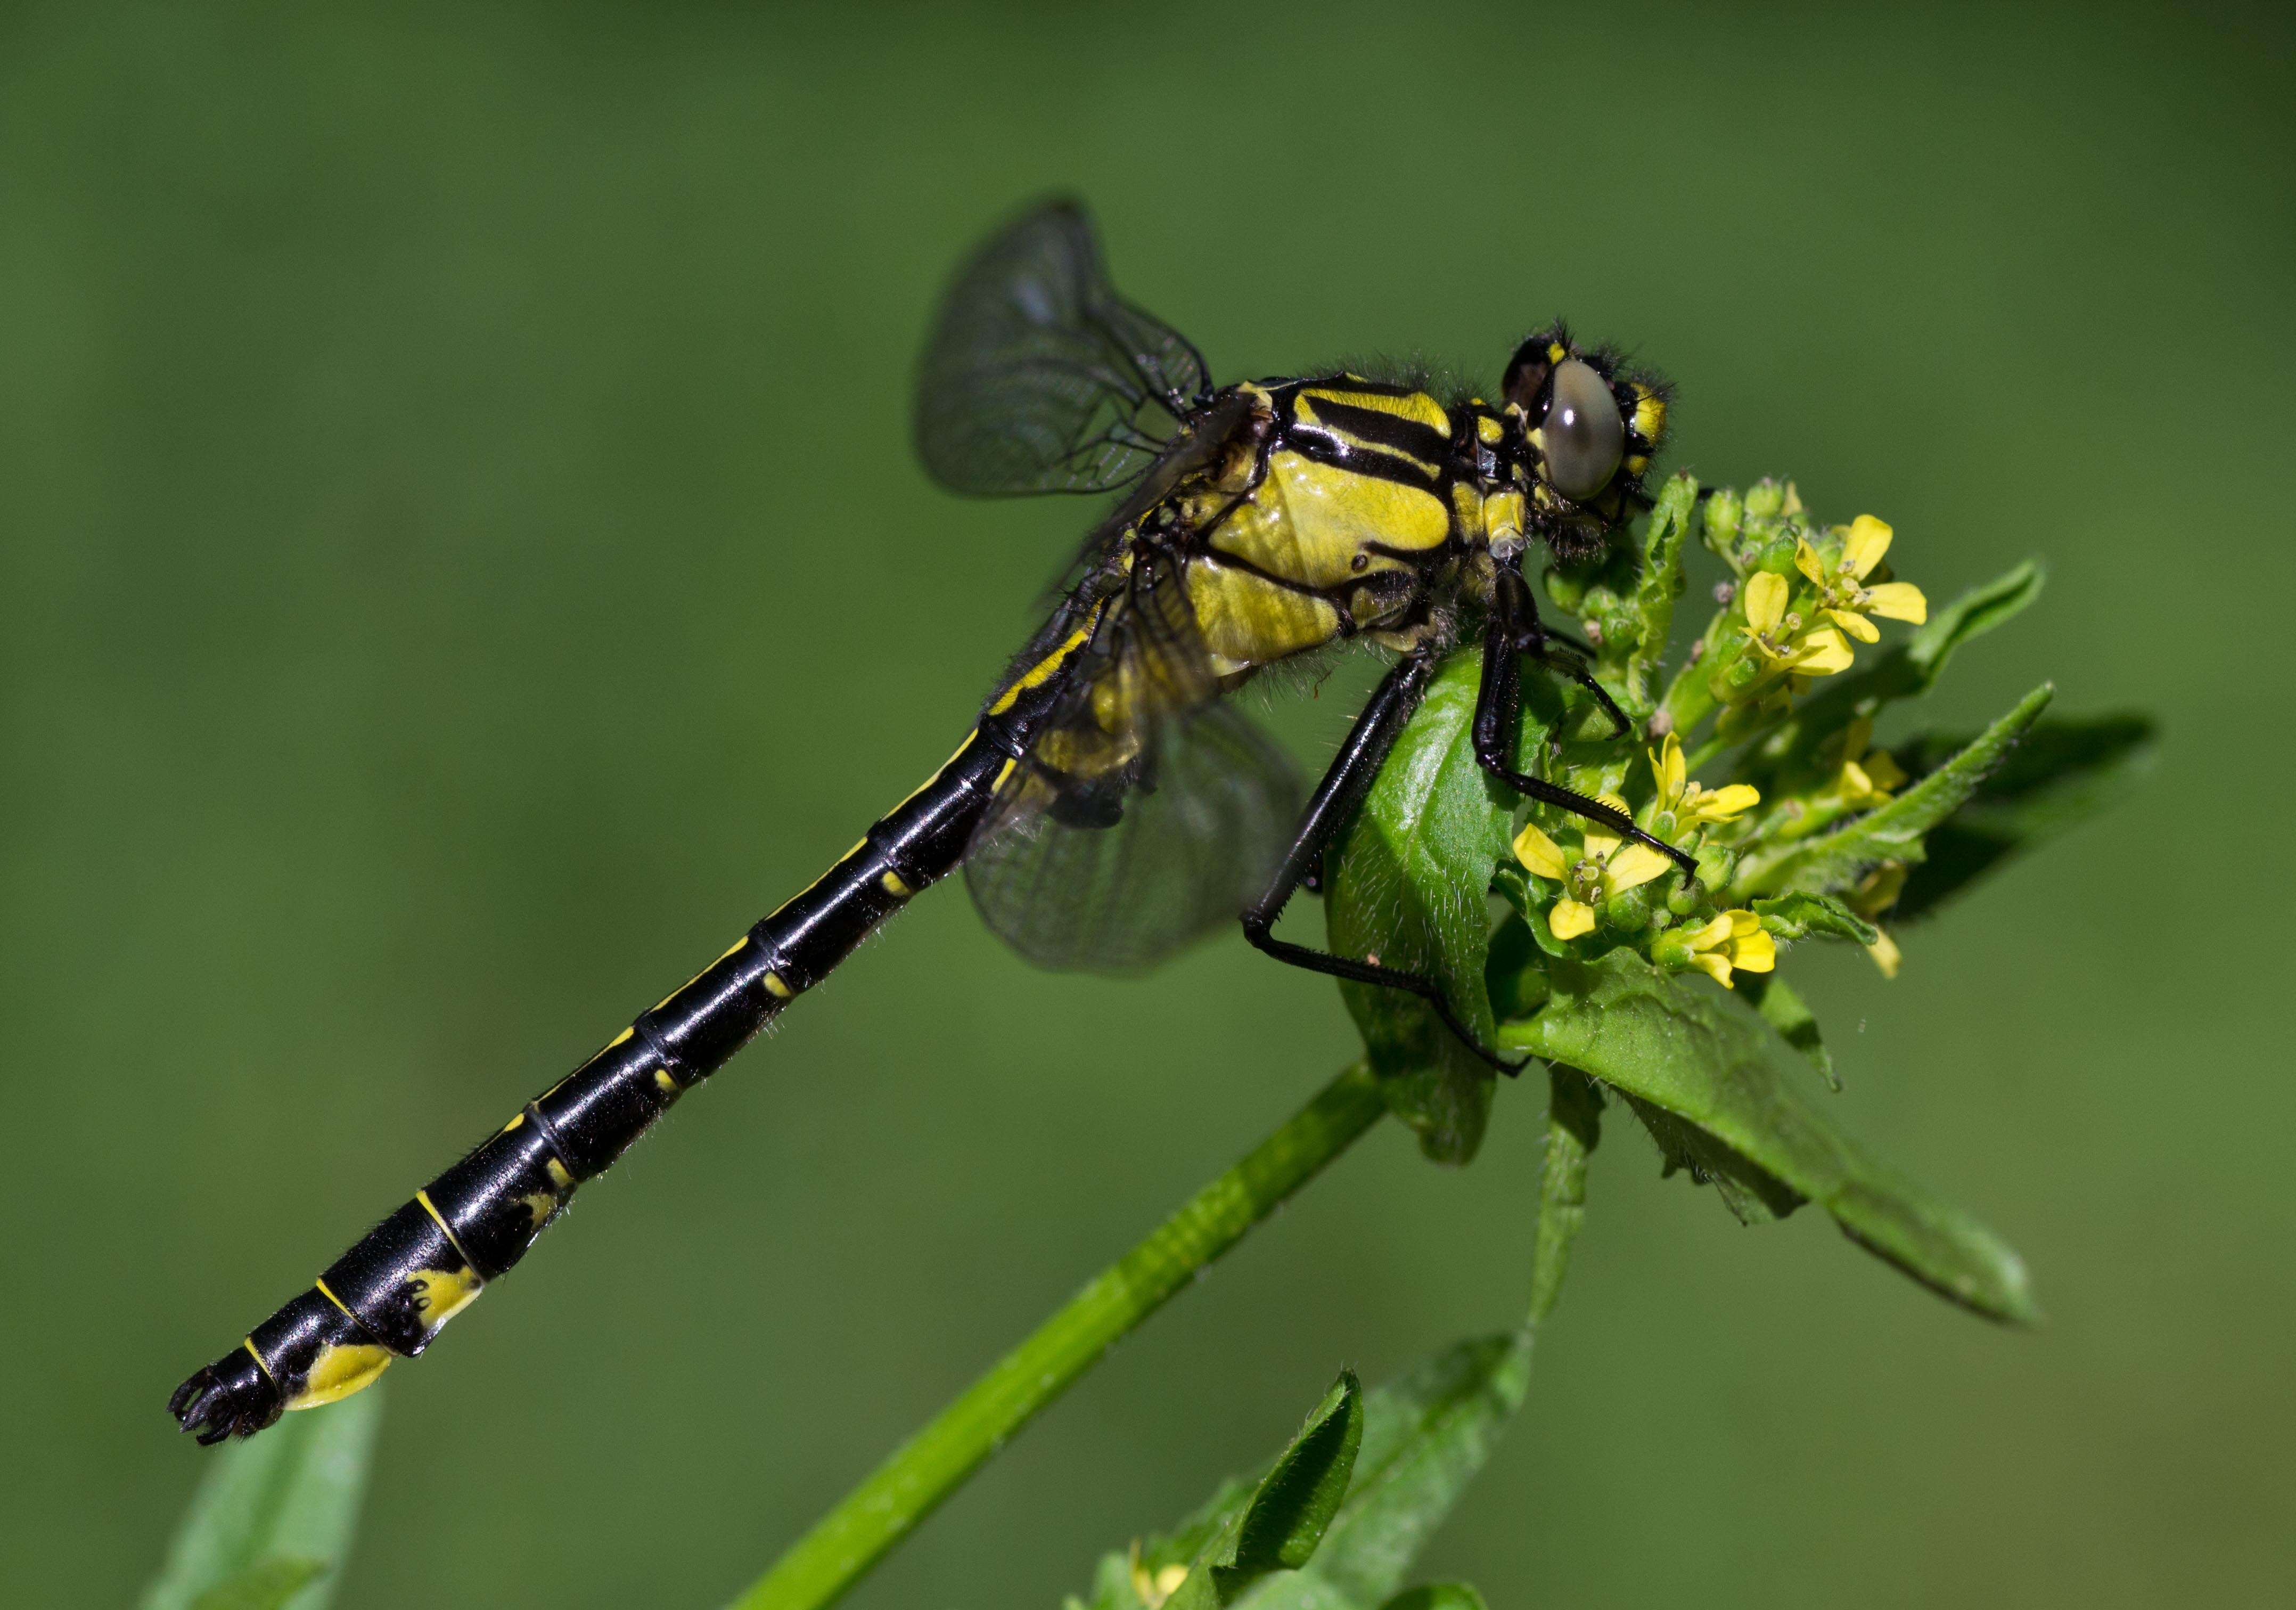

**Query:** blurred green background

left=5, top=4, right=2291, bottom=1606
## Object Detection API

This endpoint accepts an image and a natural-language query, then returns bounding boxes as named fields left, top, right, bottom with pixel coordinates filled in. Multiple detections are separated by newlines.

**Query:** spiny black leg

left=1242, top=652, right=1527, bottom=1075
left=1480, top=566, right=1700, bottom=885
left=1539, top=644, right=1633, bottom=738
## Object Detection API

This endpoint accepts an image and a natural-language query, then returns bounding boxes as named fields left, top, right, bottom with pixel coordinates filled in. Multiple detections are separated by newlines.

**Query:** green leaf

left=1739, top=561, right=2046, bottom=791
left=1273, top=1335, right=1528, bottom=1609
left=1751, top=891, right=1880, bottom=947
left=1891, top=713, right=2156, bottom=922
left=1326, top=649, right=1513, bottom=1163
left=1163, top=1374, right=1364, bottom=1610
left=1378, top=1587, right=1489, bottom=1610
left=1503, top=950, right=2038, bottom=1322
left=190, top=1561, right=328, bottom=1610
left=1619, top=1090, right=1805, bottom=1224
left=1739, top=972, right=1838, bottom=1091
left=140, top=1388, right=383, bottom=1610
left=1735, top=684, right=2054, bottom=898
left=1084, top=1334, right=1534, bottom=1610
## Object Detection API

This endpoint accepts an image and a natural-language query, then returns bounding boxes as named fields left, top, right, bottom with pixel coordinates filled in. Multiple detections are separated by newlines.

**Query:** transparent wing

left=966, top=557, right=1302, bottom=974
left=915, top=199, right=1212, bottom=497
left=966, top=703, right=1302, bottom=974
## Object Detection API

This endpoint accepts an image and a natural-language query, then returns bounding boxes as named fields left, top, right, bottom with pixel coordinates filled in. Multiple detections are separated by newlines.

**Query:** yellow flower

left=1833, top=715, right=1908, bottom=806
left=1794, top=514, right=1928, bottom=645
left=1514, top=794, right=1678, bottom=940
left=1741, top=569, right=1855, bottom=679
left=1129, top=1549, right=1190, bottom=1609
left=1667, top=909, right=1776, bottom=988
left=1647, top=731, right=1760, bottom=833
left=1847, top=861, right=1909, bottom=978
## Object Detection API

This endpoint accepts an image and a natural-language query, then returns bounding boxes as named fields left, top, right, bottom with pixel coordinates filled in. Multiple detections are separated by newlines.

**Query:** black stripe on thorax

left=1291, top=393, right=1451, bottom=466
left=1280, top=427, right=1443, bottom=490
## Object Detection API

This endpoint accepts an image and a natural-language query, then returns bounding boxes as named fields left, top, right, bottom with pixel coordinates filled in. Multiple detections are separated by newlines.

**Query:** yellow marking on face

left=1475, top=415, right=1503, bottom=445
left=1548, top=341, right=1569, bottom=363
left=1297, top=385, right=1450, bottom=435
left=286, top=1343, right=393, bottom=1410
left=654, top=1068, right=678, bottom=1093
left=1184, top=559, right=1342, bottom=669
left=408, top=1265, right=483, bottom=1330
left=1633, top=390, right=1666, bottom=441
left=987, top=618, right=1096, bottom=715
left=313, top=1278, right=354, bottom=1319
left=879, top=870, right=912, bottom=898
left=546, top=1157, right=575, bottom=1191
left=1623, top=454, right=1649, bottom=476
left=764, top=971, right=794, bottom=1000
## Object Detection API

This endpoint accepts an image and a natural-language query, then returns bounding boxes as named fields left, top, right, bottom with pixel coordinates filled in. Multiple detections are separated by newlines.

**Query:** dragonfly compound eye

left=1541, top=358, right=1626, bottom=502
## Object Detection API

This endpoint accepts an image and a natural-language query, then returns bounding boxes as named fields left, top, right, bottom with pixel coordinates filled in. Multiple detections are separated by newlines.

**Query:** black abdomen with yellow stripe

left=169, top=668, right=1077, bottom=1441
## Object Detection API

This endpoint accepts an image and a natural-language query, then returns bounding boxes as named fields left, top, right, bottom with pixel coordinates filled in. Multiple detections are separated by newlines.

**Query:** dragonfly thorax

left=1154, top=377, right=1531, bottom=680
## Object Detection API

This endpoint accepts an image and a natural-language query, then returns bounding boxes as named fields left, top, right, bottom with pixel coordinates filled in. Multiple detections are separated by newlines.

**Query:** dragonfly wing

left=966, top=555, right=1302, bottom=974
left=915, top=199, right=1212, bottom=497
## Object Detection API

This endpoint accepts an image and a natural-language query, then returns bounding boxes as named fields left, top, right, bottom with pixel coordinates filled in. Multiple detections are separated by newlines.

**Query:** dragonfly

left=170, top=199, right=1691, bottom=1442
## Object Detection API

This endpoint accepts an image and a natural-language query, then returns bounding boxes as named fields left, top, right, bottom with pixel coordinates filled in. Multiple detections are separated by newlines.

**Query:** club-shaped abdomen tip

left=169, top=1349, right=284, bottom=1444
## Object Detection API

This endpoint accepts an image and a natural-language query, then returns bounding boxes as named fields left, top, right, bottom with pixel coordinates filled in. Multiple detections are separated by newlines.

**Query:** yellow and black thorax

left=1149, top=374, right=1519, bottom=679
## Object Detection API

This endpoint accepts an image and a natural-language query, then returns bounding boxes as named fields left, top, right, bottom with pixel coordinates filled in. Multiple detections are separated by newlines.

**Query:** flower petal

left=1864, top=750, right=1908, bottom=792
left=1743, top=570, right=1786, bottom=634
left=1549, top=899, right=1595, bottom=941
left=1513, top=822, right=1567, bottom=879
left=1841, top=759, right=1876, bottom=799
left=1694, top=782, right=1761, bottom=822
left=1827, top=606, right=1881, bottom=643
left=1685, top=912, right=1733, bottom=951
left=1657, top=732, right=1686, bottom=802
left=1688, top=952, right=1733, bottom=986
left=1842, top=514, right=1893, bottom=578
left=1603, top=841, right=1674, bottom=894
left=1795, top=537, right=1828, bottom=586
left=1793, top=627, right=1854, bottom=675
left=1729, top=926, right=1776, bottom=973
left=1865, top=929, right=1902, bottom=978
left=1863, top=581, right=1927, bottom=623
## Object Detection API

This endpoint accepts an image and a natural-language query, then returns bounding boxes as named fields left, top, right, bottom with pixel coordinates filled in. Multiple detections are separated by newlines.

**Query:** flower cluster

left=1503, top=478, right=1953, bottom=992
left=1509, top=740, right=1777, bottom=986
left=1684, top=487, right=1931, bottom=730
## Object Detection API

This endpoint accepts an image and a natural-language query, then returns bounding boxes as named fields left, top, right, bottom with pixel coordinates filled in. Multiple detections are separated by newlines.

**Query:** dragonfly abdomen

left=169, top=724, right=1022, bottom=1442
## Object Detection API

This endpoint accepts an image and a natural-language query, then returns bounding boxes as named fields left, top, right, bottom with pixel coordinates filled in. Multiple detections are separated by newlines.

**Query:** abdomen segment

left=169, top=727, right=1013, bottom=1442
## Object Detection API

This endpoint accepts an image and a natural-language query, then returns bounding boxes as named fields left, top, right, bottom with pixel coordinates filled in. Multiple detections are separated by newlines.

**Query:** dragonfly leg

left=1241, top=651, right=1527, bottom=1076
left=1475, top=565, right=1700, bottom=885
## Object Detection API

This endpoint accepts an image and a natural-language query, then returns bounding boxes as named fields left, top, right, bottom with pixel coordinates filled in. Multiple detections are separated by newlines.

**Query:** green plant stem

left=727, top=1060, right=1390, bottom=1610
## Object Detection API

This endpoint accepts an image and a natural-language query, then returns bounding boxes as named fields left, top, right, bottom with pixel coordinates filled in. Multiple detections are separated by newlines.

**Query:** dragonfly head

left=1500, top=323, right=1671, bottom=557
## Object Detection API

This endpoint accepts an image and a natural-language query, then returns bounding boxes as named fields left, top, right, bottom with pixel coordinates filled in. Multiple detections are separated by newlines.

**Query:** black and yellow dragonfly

left=171, top=200, right=1691, bottom=1442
